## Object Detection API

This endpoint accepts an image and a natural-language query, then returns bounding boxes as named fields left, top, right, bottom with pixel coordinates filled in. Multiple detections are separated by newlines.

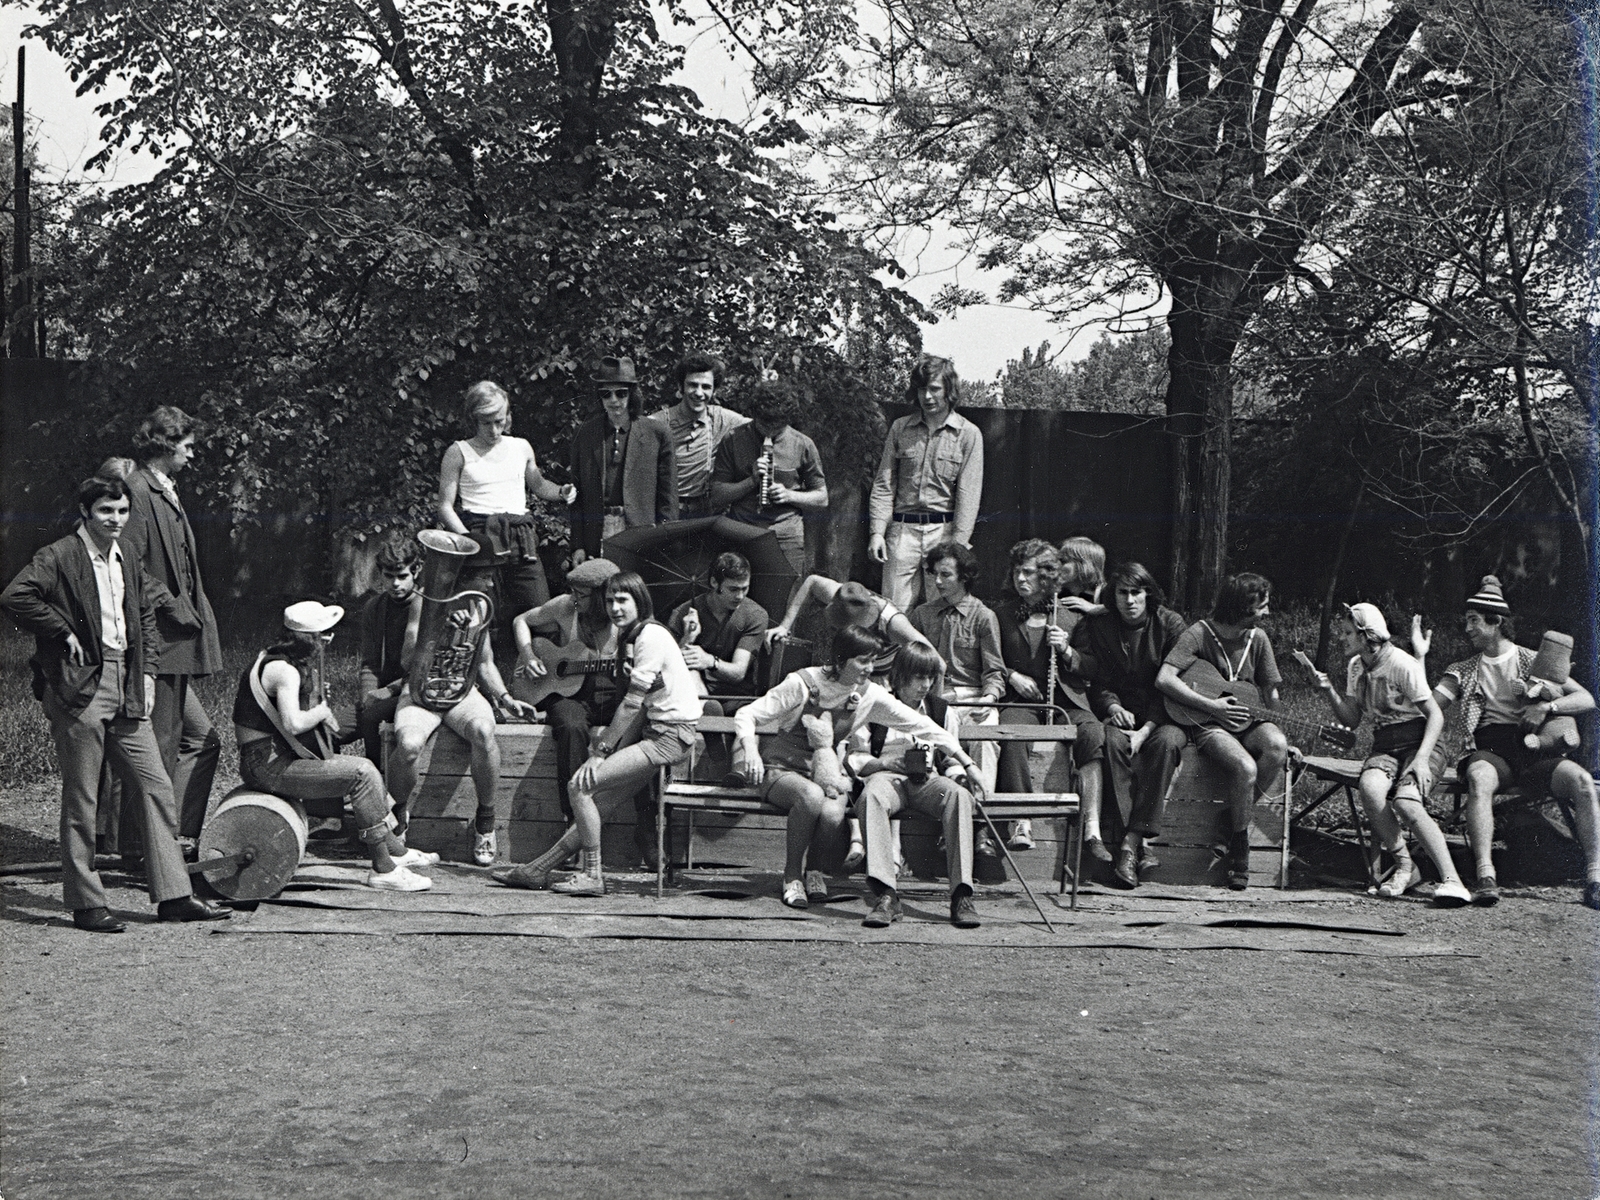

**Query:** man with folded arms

left=867, top=354, right=984, bottom=610
left=1, top=475, right=230, bottom=930
left=649, top=353, right=749, bottom=521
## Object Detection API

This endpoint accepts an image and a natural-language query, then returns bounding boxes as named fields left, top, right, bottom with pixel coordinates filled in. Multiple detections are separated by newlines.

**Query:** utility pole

left=8, top=45, right=33, bottom=358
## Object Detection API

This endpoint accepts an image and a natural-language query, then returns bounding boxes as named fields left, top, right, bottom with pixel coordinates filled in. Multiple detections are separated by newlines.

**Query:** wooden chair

left=953, top=714, right=1083, bottom=910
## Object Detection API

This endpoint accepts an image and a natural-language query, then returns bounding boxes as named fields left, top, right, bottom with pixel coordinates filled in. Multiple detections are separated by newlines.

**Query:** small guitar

left=1166, top=657, right=1356, bottom=750
left=511, top=637, right=617, bottom=708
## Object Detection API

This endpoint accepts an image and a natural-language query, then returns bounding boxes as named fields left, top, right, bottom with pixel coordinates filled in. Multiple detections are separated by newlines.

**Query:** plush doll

left=1518, top=631, right=1580, bottom=753
left=800, top=709, right=851, bottom=800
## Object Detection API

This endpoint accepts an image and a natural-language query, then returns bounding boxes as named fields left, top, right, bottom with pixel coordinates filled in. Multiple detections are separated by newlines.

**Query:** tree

left=28, top=0, right=923, bottom=590
left=703, top=0, right=1543, bottom=610
left=1236, top=0, right=1596, bottom=636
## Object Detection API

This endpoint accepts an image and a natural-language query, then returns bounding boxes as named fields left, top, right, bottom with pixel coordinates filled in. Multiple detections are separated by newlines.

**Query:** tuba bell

left=408, top=530, right=494, bottom=712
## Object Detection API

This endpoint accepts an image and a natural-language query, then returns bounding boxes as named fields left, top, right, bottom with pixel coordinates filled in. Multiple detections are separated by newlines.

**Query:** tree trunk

left=1165, top=300, right=1236, bottom=614
left=1315, top=476, right=1367, bottom=665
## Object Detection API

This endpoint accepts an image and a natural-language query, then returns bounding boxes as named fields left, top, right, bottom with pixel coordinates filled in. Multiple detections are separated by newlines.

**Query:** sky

left=1, top=5, right=1090, bottom=380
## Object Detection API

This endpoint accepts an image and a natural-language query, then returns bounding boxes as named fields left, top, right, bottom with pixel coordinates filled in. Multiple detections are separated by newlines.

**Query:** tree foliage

left=705, top=0, right=1587, bottom=610
left=1237, top=0, right=1596, bottom=602
left=28, top=0, right=924, bottom=589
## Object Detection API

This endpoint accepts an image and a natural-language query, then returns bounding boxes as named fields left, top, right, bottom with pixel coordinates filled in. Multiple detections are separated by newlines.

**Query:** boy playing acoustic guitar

left=1155, top=572, right=1291, bottom=891
left=1298, top=604, right=1471, bottom=906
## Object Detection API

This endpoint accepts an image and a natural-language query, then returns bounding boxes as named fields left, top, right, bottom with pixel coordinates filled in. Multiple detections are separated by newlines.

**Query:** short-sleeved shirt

left=668, top=594, right=769, bottom=693
left=1437, top=645, right=1534, bottom=750
left=713, top=424, right=826, bottom=525
left=1345, top=642, right=1431, bottom=728
left=650, top=403, right=750, bottom=503
left=1163, top=621, right=1281, bottom=725
left=623, top=621, right=704, bottom=725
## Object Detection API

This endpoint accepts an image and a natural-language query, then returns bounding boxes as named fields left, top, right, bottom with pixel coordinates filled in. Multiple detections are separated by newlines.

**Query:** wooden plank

left=1155, top=799, right=1285, bottom=850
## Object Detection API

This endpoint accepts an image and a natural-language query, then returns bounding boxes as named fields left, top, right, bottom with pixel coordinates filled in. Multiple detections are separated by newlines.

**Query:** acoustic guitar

left=1165, top=658, right=1357, bottom=751
left=511, top=637, right=617, bottom=708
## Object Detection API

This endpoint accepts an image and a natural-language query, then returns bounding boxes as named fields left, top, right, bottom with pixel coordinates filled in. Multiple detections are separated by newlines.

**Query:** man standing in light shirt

left=0, top=475, right=231, bottom=931
left=651, top=354, right=750, bottom=521
left=868, top=355, right=985, bottom=609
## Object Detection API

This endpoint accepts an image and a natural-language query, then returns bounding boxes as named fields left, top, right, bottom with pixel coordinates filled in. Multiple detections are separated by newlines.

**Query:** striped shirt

left=650, top=402, right=750, bottom=503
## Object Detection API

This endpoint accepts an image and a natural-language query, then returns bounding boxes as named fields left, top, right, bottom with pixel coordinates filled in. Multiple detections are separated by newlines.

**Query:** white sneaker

left=472, top=829, right=497, bottom=866
left=781, top=878, right=809, bottom=909
left=1377, top=859, right=1420, bottom=898
left=367, top=864, right=433, bottom=892
left=1007, top=820, right=1035, bottom=851
left=1433, top=879, right=1472, bottom=908
left=391, top=847, right=440, bottom=869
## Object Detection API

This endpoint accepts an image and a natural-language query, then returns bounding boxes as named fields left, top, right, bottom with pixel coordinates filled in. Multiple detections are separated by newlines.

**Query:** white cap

left=1344, top=602, right=1390, bottom=642
left=283, top=601, right=345, bottom=634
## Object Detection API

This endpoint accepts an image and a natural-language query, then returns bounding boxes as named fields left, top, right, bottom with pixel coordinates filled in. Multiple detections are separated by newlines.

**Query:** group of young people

left=5, top=354, right=1599, bottom=935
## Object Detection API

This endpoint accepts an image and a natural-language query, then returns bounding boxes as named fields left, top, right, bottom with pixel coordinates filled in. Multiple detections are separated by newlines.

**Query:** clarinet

left=756, top=436, right=775, bottom=508
left=1043, top=595, right=1061, bottom=725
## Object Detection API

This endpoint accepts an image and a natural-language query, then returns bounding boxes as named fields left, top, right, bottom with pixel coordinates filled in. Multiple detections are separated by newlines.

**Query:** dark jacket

left=993, top=594, right=1091, bottom=711
left=0, top=531, right=162, bottom=717
left=358, top=590, right=414, bottom=692
left=122, top=467, right=223, bottom=676
left=1074, top=605, right=1188, bottom=726
left=570, top=414, right=678, bottom=558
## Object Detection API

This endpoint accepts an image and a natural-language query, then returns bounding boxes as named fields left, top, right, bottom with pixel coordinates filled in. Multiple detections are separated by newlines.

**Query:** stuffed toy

left=1518, top=631, right=1580, bottom=753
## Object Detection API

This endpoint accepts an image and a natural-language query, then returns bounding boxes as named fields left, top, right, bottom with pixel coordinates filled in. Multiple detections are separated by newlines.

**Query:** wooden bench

left=654, top=715, right=1087, bottom=906
left=1298, top=754, right=1588, bottom=886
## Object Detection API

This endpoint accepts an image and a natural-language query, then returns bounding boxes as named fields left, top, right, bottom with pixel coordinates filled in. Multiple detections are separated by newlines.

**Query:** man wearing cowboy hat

left=0, top=473, right=231, bottom=930
left=648, top=353, right=750, bottom=521
left=231, top=600, right=438, bottom=891
left=569, top=355, right=677, bottom=565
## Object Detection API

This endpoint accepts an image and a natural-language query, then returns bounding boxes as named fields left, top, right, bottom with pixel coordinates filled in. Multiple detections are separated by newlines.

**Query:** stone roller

left=191, top=789, right=310, bottom=901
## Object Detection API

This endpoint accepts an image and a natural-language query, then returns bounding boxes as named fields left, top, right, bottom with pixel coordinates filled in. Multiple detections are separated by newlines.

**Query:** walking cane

left=974, top=799, right=1056, bottom=933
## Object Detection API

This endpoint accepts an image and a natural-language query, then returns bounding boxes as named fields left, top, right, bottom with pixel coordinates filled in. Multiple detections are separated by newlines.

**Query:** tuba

left=409, top=530, right=495, bottom=712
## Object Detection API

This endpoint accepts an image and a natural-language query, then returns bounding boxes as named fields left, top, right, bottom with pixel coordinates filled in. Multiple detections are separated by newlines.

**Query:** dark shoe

left=492, top=861, right=553, bottom=890
left=73, top=907, right=126, bottom=933
left=950, top=888, right=981, bottom=929
left=1583, top=882, right=1600, bottom=912
left=1111, top=847, right=1140, bottom=890
left=1470, top=875, right=1500, bottom=907
left=862, top=888, right=902, bottom=928
left=1227, top=831, right=1251, bottom=891
left=1084, top=836, right=1113, bottom=863
left=157, top=896, right=233, bottom=923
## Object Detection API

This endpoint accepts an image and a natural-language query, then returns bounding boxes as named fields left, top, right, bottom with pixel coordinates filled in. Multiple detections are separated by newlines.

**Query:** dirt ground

left=3, top=781, right=1599, bottom=1200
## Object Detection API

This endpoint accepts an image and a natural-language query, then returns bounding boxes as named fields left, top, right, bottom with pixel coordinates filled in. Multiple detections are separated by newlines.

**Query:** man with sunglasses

left=569, top=356, right=676, bottom=565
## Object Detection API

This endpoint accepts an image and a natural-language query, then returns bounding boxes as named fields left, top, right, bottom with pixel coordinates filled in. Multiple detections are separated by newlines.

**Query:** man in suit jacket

left=569, top=356, right=677, bottom=563
left=0, top=475, right=230, bottom=930
left=100, top=407, right=225, bottom=849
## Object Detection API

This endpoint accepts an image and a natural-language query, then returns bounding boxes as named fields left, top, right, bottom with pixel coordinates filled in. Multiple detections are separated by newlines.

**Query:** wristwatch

left=594, top=740, right=614, bottom=757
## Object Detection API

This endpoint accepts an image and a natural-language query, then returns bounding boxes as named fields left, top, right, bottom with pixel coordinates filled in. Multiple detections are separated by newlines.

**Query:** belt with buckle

left=603, top=506, right=626, bottom=516
left=892, top=511, right=954, bottom=525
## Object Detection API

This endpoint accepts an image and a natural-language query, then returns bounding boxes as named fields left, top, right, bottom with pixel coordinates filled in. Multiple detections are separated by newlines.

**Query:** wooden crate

left=1144, top=747, right=1288, bottom=888
left=397, top=728, right=1286, bottom=887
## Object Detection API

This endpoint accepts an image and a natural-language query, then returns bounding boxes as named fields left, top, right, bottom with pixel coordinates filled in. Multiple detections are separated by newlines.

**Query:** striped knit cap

left=1465, top=574, right=1510, bottom=616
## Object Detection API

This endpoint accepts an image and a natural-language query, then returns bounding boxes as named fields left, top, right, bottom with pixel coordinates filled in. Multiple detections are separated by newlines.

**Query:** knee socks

left=526, top=827, right=583, bottom=877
